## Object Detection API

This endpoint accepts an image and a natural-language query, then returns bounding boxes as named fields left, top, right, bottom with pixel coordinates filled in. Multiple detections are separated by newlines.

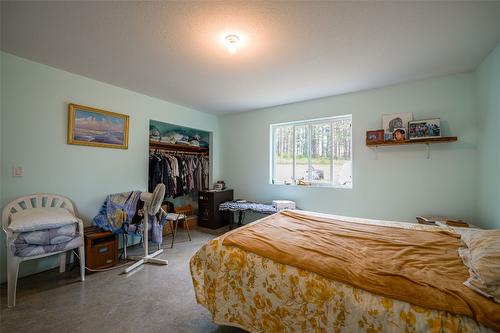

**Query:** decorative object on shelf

left=68, top=103, right=129, bottom=149
left=392, top=128, right=406, bottom=141
left=366, top=129, right=384, bottom=143
left=408, top=118, right=441, bottom=140
left=382, top=112, right=413, bottom=140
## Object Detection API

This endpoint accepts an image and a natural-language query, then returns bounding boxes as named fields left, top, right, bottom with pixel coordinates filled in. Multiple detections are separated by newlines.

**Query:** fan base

left=123, top=249, right=168, bottom=274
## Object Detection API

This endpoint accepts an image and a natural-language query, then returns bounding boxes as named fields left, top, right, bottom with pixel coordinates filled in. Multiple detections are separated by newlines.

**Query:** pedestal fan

left=124, top=184, right=168, bottom=273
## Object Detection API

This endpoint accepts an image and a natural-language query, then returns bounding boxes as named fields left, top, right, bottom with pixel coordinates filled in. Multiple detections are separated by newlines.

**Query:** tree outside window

left=271, top=116, right=352, bottom=188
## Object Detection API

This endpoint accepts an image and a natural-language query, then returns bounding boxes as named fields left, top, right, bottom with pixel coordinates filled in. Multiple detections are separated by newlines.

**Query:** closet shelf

left=366, top=136, right=458, bottom=147
left=149, top=141, right=209, bottom=153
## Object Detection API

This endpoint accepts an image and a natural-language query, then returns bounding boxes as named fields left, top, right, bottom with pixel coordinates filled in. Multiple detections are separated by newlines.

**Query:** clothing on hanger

left=149, top=151, right=209, bottom=198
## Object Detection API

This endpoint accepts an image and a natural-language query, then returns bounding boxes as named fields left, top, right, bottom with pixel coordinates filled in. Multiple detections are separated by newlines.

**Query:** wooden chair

left=2, top=194, right=85, bottom=307
left=165, top=205, right=194, bottom=248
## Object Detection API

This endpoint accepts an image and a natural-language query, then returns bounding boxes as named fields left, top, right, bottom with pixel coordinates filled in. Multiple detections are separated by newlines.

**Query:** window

left=271, top=115, right=352, bottom=188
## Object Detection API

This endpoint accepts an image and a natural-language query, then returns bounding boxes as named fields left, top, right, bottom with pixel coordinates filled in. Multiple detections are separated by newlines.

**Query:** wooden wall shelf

left=149, top=141, right=209, bottom=153
left=366, top=136, right=458, bottom=147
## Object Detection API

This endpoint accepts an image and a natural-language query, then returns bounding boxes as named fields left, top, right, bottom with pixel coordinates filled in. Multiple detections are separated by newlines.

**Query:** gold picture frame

left=68, top=103, right=129, bottom=149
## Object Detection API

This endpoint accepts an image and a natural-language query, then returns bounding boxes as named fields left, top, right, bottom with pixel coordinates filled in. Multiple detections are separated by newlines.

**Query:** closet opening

left=149, top=120, right=212, bottom=230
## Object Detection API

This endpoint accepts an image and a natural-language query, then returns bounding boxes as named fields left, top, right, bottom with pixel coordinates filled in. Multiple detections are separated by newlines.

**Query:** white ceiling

left=2, top=1, right=500, bottom=115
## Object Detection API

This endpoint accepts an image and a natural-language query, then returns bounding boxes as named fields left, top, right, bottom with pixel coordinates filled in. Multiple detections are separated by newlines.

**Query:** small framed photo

left=382, top=112, right=413, bottom=140
left=392, top=128, right=406, bottom=142
left=68, top=103, right=129, bottom=149
left=366, top=130, right=384, bottom=143
left=408, top=118, right=441, bottom=140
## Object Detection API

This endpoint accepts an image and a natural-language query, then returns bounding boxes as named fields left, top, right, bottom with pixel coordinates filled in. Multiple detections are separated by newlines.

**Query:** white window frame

left=270, top=115, right=352, bottom=189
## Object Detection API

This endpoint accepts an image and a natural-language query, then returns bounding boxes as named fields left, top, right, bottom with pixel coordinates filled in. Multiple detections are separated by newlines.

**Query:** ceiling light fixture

left=225, top=34, right=240, bottom=54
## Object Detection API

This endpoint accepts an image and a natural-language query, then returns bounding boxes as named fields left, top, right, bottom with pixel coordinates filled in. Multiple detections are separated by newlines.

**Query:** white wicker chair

left=2, top=193, right=85, bottom=307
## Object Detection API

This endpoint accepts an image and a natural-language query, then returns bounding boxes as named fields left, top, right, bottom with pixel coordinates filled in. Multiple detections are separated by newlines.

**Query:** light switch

left=12, top=166, right=23, bottom=177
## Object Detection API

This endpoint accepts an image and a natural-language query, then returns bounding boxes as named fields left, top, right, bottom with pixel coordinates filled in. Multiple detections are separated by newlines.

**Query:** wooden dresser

left=198, top=189, right=233, bottom=229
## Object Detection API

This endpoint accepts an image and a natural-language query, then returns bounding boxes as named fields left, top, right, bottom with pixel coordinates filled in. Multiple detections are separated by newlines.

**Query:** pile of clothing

left=149, top=152, right=209, bottom=198
left=92, top=191, right=168, bottom=245
left=150, top=129, right=209, bottom=148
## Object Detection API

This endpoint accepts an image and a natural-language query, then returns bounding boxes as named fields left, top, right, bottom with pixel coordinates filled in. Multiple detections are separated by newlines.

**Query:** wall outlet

left=12, top=166, right=23, bottom=177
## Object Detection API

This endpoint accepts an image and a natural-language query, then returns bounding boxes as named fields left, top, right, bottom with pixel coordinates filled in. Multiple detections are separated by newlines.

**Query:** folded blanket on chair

left=93, top=191, right=142, bottom=233
left=13, top=224, right=76, bottom=246
left=11, top=224, right=82, bottom=257
left=92, top=191, right=168, bottom=245
left=12, top=237, right=83, bottom=257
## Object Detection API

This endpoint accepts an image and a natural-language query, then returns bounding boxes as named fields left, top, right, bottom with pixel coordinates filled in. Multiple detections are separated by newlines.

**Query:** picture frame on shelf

left=382, top=112, right=413, bottom=140
left=392, top=128, right=406, bottom=142
left=366, top=130, right=384, bottom=143
left=408, top=118, right=441, bottom=140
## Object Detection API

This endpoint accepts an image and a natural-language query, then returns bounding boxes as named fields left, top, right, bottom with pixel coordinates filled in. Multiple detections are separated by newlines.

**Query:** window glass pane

left=294, top=125, right=309, bottom=182
left=271, top=115, right=352, bottom=188
left=310, top=122, right=331, bottom=185
left=273, top=125, right=293, bottom=184
left=332, top=118, right=352, bottom=187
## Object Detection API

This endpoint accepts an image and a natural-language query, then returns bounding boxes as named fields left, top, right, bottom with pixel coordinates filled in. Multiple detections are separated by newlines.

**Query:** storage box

left=272, top=200, right=296, bottom=210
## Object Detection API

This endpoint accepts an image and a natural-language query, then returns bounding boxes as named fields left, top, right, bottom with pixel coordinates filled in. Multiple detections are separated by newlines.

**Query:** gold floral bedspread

left=190, top=212, right=494, bottom=333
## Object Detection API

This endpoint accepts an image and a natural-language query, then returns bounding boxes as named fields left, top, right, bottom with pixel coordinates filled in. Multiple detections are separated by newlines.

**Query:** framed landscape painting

left=68, top=103, right=129, bottom=149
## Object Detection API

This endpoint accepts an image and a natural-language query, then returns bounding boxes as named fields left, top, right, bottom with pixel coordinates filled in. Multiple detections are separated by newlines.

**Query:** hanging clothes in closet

left=149, top=151, right=209, bottom=198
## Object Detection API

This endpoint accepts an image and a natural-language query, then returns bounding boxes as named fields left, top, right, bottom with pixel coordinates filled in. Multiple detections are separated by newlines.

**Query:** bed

left=190, top=210, right=499, bottom=333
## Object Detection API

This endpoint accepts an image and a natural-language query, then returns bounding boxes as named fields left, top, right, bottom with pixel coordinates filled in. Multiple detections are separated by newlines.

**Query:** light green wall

left=2, top=45, right=499, bottom=283
left=0, top=53, right=3, bottom=208
left=220, top=73, right=479, bottom=224
left=476, top=44, right=500, bottom=229
left=0, top=52, right=220, bottom=282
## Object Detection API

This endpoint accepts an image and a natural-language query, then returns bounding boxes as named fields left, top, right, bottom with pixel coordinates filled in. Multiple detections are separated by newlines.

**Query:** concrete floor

left=0, top=230, right=247, bottom=333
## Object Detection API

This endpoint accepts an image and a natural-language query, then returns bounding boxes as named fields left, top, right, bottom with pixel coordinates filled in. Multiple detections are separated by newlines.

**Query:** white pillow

left=459, top=229, right=500, bottom=303
left=8, top=207, right=78, bottom=232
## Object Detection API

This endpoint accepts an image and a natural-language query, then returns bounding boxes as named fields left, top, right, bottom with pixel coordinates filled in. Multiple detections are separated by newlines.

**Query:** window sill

left=269, top=183, right=352, bottom=190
